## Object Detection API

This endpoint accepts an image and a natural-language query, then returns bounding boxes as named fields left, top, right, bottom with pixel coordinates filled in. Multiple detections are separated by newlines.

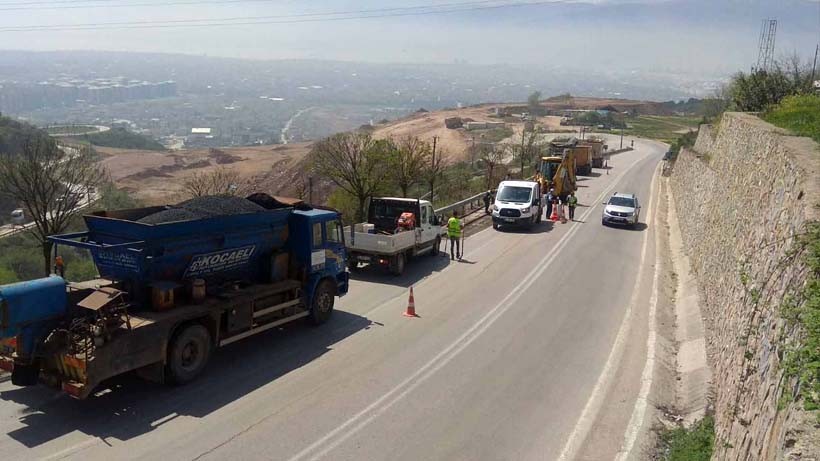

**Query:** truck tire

left=166, top=323, right=211, bottom=385
left=390, top=253, right=405, bottom=276
left=347, top=259, right=359, bottom=271
left=309, top=279, right=335, bottom=325
left=429, top=236, right=441, bottom=257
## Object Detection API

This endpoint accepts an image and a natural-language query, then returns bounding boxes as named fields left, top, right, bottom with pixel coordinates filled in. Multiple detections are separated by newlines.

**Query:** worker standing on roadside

left=54, top=255, right=65, bottom=277
left=447, top=211, right=463, bottom=261
left=546, top=188, right=555, bottom=219
left=483, top=190, right=492, bottom=214
left=567, top=192, right=578, bottom=221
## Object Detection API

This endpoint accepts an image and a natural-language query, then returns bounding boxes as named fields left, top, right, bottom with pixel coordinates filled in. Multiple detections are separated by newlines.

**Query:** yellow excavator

left=536, top=139, right=577, bottom=199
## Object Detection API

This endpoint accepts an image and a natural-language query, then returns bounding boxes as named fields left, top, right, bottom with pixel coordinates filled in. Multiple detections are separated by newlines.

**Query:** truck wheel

left=347, top=259, right=359, bottom=271
left=309, top=280, right=335, bottom=325
left=167, top=324, right=211, bottom=385
left=429, top=237, right=441, bottom=257
left=390, top=253, right=405, bottom=276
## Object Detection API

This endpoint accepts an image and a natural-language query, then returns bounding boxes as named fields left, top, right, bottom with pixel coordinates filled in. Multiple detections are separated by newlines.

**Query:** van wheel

left=536, top=209, right=542, bottom=223
left=167, top=324, right=211, bottom=385
left=309, top=280, right=335, bottom=325
left=390, top=253, right=406, bottom=276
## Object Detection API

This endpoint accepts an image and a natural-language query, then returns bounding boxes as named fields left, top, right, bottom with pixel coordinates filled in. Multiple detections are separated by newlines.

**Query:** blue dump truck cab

left=0, top=195, right=348, bottom=399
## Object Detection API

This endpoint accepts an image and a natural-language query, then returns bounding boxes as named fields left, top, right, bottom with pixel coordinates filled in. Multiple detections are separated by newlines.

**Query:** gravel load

left=137, top=195, right=265, bottom=224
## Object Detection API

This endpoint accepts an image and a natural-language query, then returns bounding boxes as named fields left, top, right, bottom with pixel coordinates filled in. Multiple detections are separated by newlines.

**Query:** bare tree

left=423, top=146, right=448, bottom=203
left=310, top=132, right=392, bottom=222
left=0, top=138, right=104, bottom=275
left=478, top=144, right=505, bottom=189
left=392, top=136, right=431, bottom=197
left=182, top=167, right=248, bottom=198
left=512, top=128, right=541, bottom=179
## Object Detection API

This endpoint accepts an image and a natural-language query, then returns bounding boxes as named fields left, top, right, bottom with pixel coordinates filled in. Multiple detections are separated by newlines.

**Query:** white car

left=602, top=192, right=640, bottom=228
left=492, top=180, right=544, bottom=230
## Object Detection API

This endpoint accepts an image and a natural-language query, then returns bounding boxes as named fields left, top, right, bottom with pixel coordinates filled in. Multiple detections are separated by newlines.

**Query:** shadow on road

left=493, top=220, right=556, bottom=235
left=601, top=222, right=648, bottom=232
left=1, top=310, right=374, bottom=448
left=348, top=252, right=451, bottom=288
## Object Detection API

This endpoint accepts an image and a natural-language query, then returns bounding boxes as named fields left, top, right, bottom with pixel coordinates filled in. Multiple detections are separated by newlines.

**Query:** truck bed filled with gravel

left=137, top=196, right=265, bottom=224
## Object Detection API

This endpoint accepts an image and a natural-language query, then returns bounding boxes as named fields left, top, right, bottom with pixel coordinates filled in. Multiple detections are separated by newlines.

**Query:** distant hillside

left=77, top=127, right=165, bottom=151
left=0, top=114, right=56, bottom=155
left=0, top=115, right=58, bottom=223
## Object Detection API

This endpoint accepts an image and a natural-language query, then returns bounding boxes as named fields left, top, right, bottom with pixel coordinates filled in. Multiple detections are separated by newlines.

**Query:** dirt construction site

left=99, top=97, right=664, bottom=205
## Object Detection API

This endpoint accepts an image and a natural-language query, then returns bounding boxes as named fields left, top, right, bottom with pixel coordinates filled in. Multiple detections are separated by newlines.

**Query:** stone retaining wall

left=669, top=112, right=819, bottom=460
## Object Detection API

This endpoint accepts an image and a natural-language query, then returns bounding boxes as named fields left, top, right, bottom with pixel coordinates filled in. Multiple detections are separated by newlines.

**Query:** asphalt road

left=0, top=138, right=665, bottom=461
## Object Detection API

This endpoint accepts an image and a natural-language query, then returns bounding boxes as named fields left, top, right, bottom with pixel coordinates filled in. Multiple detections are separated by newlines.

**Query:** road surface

left=0, top=139, right=665, bottom=461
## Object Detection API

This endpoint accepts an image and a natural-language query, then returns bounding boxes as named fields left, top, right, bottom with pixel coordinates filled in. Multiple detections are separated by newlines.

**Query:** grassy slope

left=622, top=115, right=702, bottom=144
left=764, top=94, right=820, bottom=143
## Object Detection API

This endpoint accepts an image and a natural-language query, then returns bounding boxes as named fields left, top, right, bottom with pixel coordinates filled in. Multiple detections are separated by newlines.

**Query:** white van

left=10, top=208, right=25, bottom=226
left=491, top=180, right=543, bottom=229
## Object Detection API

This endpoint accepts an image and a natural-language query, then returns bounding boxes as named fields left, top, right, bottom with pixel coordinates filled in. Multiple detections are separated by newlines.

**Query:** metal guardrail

left=434, top=189, right=496, bottom=219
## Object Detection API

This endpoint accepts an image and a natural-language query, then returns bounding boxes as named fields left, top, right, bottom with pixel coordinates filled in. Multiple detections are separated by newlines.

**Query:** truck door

left=420, top=204, right=437, bottom=245
left=323, top=218, right=346, bottom=275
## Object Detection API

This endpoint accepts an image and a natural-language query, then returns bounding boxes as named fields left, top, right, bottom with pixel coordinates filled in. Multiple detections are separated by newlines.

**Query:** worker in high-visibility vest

left=567, top=192, right=578, bottom=221
left=447, top=211, right=463, bottom=261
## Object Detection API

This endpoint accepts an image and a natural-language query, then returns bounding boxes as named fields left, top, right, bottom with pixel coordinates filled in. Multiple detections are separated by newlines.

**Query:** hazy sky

left=1, top=0, right=818, bottom=75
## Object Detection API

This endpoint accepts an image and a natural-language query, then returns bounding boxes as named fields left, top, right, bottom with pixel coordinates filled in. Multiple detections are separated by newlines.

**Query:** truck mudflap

left=0, top=337, right=17, bottom=372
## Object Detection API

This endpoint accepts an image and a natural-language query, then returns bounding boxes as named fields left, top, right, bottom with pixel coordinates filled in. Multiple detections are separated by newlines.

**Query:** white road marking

left=615, top=167, right=663, bottom=461
left=287, top=154, right=649, bottom=461
left=556, top=160, right=661, bottom=461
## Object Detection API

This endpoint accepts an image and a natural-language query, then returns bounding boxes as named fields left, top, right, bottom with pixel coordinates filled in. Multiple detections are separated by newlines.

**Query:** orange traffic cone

left=550, top=204, right=559, bottom=222
left=404, top=286, right=419, bottom=317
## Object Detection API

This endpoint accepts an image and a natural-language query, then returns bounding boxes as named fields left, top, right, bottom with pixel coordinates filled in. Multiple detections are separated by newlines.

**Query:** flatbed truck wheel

left=167, top=324, right=211, bottom=385
left=390, top=253, right=405, bottom=276
left=309, top=280, right=335, bottom=325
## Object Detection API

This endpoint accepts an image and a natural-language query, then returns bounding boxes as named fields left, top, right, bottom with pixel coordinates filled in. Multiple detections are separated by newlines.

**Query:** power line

left=0, top=0, right=502, bottom=21
left=0, top=0, right=561, bottom=32
left=0, top=0, right=293, bottom=11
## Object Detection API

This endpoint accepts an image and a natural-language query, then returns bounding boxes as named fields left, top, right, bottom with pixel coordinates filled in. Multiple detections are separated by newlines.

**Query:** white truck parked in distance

left=345, top=197, right=443, bottom=276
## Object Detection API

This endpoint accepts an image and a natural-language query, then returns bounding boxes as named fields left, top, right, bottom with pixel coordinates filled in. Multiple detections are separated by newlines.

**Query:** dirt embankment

left=103, top=96, right=666, bottom=204
left=99, top=143, right=312, bottom=204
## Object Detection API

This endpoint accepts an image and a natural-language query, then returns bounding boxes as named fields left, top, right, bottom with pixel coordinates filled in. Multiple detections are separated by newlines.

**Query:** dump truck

left=345, top=197, right=442, bottom=276
left=0, top=194, right=349, bottom=399
left=580, top=138, right=605, bottom=168
left=572, top=145, right=593, bottom=176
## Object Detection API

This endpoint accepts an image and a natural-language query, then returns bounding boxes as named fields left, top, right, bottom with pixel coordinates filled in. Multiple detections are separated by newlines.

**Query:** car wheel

left=601, top=218, right=607, bottom=226
left=309, top=279, right=335, bottom=325
left=166, top=324, right=212, bottom=385
left=493, top=222, right=499, bottom=230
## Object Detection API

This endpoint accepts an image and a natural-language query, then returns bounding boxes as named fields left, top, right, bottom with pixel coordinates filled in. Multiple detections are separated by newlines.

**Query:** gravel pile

left=137, top=196, right=264, bottom=224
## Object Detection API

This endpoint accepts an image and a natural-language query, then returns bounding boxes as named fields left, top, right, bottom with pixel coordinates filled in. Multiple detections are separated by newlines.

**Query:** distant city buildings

left=0, top=77, right=177, bottom=113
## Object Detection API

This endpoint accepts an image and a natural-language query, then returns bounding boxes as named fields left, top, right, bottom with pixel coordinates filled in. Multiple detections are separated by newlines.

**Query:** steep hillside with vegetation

left=77, top=127, right=165, bottom=150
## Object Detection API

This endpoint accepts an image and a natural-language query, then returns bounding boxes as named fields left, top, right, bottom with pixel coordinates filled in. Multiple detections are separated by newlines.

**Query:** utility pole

left=620, top=126, right=624, bottom=150
left=430, top=136, right=438, bottom=201
left=308, top=176, right=314, bottom=204
left=811, top=43, right=819, bottom=88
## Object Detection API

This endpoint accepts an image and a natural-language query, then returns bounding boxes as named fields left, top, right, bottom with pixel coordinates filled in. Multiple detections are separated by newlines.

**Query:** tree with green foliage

left=728, top=55, right=814, bottom=112
left=310, top=132, right=393, bottom=222
left=0, top=137, right=104, bottom=276
left=527, top=91, right=542, bottom=114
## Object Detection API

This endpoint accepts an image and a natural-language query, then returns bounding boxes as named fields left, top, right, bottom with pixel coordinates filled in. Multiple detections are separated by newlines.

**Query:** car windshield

left=497, top=186, right=532, bottom=203
left=608, top=197, right=636, bottom=208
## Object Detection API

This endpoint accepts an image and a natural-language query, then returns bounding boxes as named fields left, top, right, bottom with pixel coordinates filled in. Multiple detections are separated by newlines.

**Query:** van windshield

left=497, top=186, right=532, bottom=203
